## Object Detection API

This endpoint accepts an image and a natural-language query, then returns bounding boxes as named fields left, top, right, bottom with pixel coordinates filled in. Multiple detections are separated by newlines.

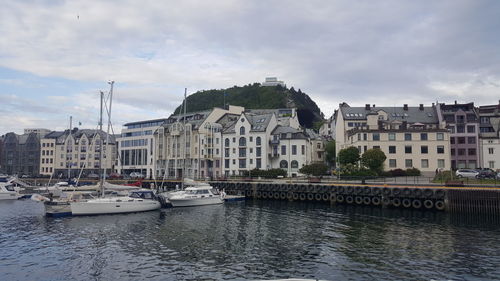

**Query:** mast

left=100, top=81, right=114, bottom=196
left=99, top=91, right=104, bottom=195
left=67, top=116, right=72, bottom=180
left=182, top=88, right=187, bottom=188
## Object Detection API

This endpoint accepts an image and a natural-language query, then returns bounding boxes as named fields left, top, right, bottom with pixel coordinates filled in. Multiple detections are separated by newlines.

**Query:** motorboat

left=31, top=192, right=93, bottom=217
left=0, top=182, right=22, bottom=200
left=167, top=179, right=225, bottom=207
left=70, top=190, right=161, bottom=215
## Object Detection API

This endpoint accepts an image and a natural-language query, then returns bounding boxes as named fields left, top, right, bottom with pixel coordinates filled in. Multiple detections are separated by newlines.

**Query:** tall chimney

left=365, top=104, right=371, bottom=110
left=419, top=104, right=424, bottom=110
left=403, top=104, right=408, bottom=111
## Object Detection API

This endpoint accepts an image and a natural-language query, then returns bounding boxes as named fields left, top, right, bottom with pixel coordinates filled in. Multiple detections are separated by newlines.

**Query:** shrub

left=434, top=170, right=453, bottom=182
left=389, top=169, right=406, bottom=177
left=405, top=168, right=421, bottom=176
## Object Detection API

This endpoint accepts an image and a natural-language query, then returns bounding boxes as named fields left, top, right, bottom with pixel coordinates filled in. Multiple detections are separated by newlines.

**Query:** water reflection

left=0, top=200, right=499, bottom=281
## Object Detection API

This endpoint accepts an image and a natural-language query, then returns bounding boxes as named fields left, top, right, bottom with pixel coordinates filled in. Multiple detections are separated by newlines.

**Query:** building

left=24, top=128, right=51, bottom=138
left=335, top=103, right=451, bottom=173
left=155, top=105, right=325, bottom=178
left=0, top=135, right=4, bottom=173
left=436, top=102, right=480, bottom=169
left=261, top=77, right=286, bottom=87
left=1, top=131, right=44, bottom=176
left=39, top=129, right=117, bottom=178
left=116, top=118, right=167, bottom=178
left=478, top=102, right=500, bottom=170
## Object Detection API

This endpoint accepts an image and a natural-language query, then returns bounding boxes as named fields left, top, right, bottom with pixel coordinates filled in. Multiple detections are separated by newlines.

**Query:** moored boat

left=167, top=179, right=225, bottom=207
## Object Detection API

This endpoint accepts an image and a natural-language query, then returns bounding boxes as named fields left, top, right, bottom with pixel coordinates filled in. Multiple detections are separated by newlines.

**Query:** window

left=239, top=137, right=246, bottom=147
left=389, top=146, right=396, bottom=154
left=421, top=159, right=429, bottom=168
left=232, top=159, right=236, bottom=165
left=467, top=125, right=475, bottom=133
left=281, top=145, right=286, bottom=155
left=450, top=137, right=455, bottom=144
left=405, top=159, right=413, bottom=168
left=420, top=133, right=428, bottom=141
left=256, top=158, right=261, bottom=169
left=468, top=148, right=476, bottom=156
left=249, top=136, right=253, bottom=142
left=292, top=145, right=297, bottom=155
left=225, top=138, right=230, bottom=147
left=389, top=159, right=397, bottom=168
left=301, top=145, right=305, bottom=155
left=488, top=161, right=495, bottom=169
left=373, top=133, right=380, bottom=141
left=457, top=125, right=465, bottom=133
left=256, top=147, right=261, bottom=157
left=458, top=149, right=466, bottom=156
left=357, top=134, right=361, bottom=141
left=437, top=133, right=444, bottom=141
left=249, top=159, right=253, bottom=165
left=240, top=127, right=245, bottom=135
left=489, top=148, right=494, bottom=154
left=249, top=148, right=253, bottom=153
left=437, top=146, right=444, bottom=154
left=373, top=146, right=380, bottom=149
left=457, top=137, right=466, bottom=144
left=280, top=160, right=288, bottom=168
left=239, top=159, right=246, bottom=168
left=405, top=133, right=412, bottom=141
left=438, top=159, right=445, bottom=168
left=451, top=148, right=455, bottom=156
left=232, top=137, right=236, bottom=143
left=363, top=133, right=367, bottom=141
left=291, top=160, right=299, bottom=168
left=421, top=146, right=428, bottom=154
left=225, top=159, right=229, bottom=168
left=405, top=145, right=412, bottom=154
left=239, top=148, right=246, bottom=157
left=388, top=133, right=396, bottom=141
left=256, top=137, right=261, bottom=146
left=467, top=137, right=476, bottom=144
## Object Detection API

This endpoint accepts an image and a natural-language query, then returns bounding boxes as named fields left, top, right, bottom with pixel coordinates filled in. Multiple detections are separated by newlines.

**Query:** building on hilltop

left=261, top=77, right=286, bottom=87
left=116, top=118, right=167, bottom=178
left=335, top=103, right=451, bottom=173
left=39, top=128, right=117, bottom=178
left=24, top=128, right=51, bottom=138
left=436, top=102, right=480, bottom=169
left=478, top=101, right=500, bottom=170
left=1, top=131, right=44, bottom=176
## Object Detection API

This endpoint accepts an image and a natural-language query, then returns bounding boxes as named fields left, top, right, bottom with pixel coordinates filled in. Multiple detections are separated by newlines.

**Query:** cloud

left=0, top=0, right=499, bottom=134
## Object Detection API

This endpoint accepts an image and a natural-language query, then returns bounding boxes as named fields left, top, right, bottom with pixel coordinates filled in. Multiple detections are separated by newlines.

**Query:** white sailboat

left=70, top=81, right=160, bottom=215
left=0, top=182, right=22, bottom=200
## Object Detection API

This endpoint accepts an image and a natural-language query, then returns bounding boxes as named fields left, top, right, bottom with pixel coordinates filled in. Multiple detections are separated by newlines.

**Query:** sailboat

left=68, top=81, right=161, bottom=215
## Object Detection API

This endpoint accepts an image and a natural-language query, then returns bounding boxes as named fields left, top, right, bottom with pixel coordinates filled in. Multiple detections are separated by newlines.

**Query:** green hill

left=173, top=83, right=324, bottom=128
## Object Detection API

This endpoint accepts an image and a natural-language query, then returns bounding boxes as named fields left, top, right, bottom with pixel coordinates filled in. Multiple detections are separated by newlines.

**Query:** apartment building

left=1, top=131, right=44, bottom=176
left=478, top=102, right=500, bottom=170
left=436, top=102, right=480, bottom=169
left=336, top=103, right=451, bottom=173
left=116, top=118, right=167, bottom=178
left=39, top=129, right=117, bottom=178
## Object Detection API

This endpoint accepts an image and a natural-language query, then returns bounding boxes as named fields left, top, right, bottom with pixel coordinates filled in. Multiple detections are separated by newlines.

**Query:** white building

left=117, top=118, right=167, bottom=178
left=478, top=103, right=500, bottom=170
left=261, top=77, right=286, bottom=87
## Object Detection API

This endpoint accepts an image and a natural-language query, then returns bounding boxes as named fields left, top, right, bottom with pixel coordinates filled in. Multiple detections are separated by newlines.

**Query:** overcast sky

left=1, top=0, right=499, bottom=134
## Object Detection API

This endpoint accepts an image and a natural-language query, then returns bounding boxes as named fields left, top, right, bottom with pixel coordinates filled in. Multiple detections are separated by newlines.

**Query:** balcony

left=268, top=152, right=280, bottom=158
left=269, top=139, right=280, bottom=145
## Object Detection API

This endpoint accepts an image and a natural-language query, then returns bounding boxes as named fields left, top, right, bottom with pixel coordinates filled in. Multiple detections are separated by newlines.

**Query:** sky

left=1, top=0, right=499, bottom=135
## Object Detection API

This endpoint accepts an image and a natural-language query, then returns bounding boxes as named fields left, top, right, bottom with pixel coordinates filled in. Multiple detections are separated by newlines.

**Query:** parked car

left=107, top=173, right=123, bottom=179
left=129, top=172, right=145, bottom=179
left=87, top=173, right=100, bottom=179
left=455, top=169, right=479, bottom=178
left=476, top=169, right=496, bottom=179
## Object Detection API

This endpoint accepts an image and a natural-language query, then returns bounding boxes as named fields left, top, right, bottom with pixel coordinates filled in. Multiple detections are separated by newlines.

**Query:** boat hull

left=169, top=197, right=223, bottom=207
left=44, top=201, right=72, bottom=217
left=70, top=199, right=161, bottom=215
left=0, top=192, right=21, bottom=200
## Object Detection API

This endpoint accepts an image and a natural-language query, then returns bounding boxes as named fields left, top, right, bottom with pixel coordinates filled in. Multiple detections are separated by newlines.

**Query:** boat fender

left=322, top=193, right=330, bottom=201
left=423, top=189, right=434, bottom=197
left=346, top=186, right=354, bottom=194
left=354, top=196, right=363, bottom=204
left=336, top=194, right=344, bottom=203
left=392, top=198, right=401, bottom=207
left=315, top=193, right=322, bottom=201
left=435, top=189, right=445, bottom=199
left=307, top=193, right=314, bottom=201
left=337, top=186, right=345, bottom=194
left=382, top=187, right=391, bottom=196
left=293, top=193, right=299, bottom=200
left=371, top=197, right=381, bottom=206
left=412, top=199, right=422, bottom=209
left=345, top=195, right=354, bottom=204
left=435, top=200, right=445, bottom=211
left=423, top=199, right=434, bottom=209
left=393, top=188, right=402, bottom=196
left=412, top=188, right=422, bottom=198
left=280, top=192, right=287, bottom=200
left=372, top=188, right=381, bottom=196
left=299, top=193, right=306, bottom=201
left=403, top=188, right=412, bottom=197
left=402, top=198, right=412, bottom=208
left=382, top=197, right=391, bottom=206
left=363, top=196, right=371, bottom=205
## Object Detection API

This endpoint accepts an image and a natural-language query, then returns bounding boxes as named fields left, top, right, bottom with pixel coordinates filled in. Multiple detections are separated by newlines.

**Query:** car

left=476, top=169, right=496, bottom=179
left=107, top=173, right=123, bottom=179
left=455, top=169, right=479, bottom=179
left=87, top=173, right=100, bottom=179
left=129, top=172, right=145, bottom=179
left=496, top=172, right=500, bottom=180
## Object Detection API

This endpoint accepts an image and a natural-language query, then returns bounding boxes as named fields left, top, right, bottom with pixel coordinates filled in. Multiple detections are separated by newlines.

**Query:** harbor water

left=1, top=199, right=499, bottom=281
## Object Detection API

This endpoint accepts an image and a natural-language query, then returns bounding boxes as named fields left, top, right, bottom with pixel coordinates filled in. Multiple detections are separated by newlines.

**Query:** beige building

left=336, top=103, right=451, bottom=173
left=478, top=102, right=500, bottom=170
left=39, top=129, right=117, bottom=178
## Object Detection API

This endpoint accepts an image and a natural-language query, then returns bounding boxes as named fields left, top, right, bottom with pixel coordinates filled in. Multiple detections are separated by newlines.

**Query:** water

left=1, top=200, right=499, bottom=281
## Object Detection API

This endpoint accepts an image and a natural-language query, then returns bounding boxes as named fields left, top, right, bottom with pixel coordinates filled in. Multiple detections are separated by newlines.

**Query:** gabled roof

left=271, top=126, right=308, bottom=139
